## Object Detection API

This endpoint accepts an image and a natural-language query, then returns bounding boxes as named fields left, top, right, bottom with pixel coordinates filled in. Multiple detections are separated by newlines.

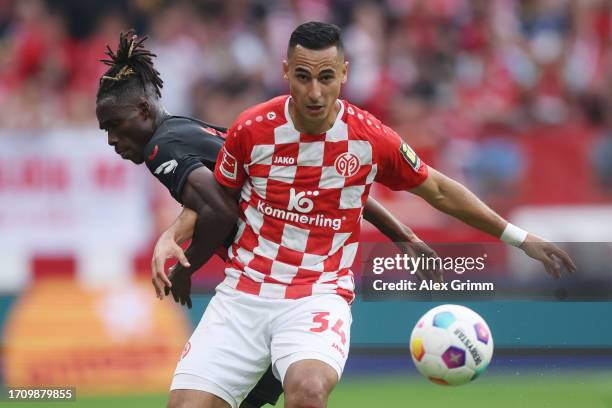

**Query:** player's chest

left=245, top=139, right=376, bottom=188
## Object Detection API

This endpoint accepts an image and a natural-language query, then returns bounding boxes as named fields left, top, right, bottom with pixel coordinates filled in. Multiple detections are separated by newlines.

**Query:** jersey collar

left=283, top=96, right=345, bottom=135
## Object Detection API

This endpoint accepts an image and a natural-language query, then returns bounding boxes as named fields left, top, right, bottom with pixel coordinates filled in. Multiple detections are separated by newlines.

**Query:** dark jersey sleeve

left=144, top=117, right=225, bottom=204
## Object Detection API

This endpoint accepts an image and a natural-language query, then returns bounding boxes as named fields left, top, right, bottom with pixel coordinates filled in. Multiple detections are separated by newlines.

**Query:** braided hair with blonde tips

left=96, top=30, right=163, bottom=101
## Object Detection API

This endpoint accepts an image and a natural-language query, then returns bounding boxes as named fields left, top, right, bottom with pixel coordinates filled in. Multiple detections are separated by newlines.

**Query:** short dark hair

left=287, top=21, right=344, bottom=56
left=96, top=30, right=163, bottom=102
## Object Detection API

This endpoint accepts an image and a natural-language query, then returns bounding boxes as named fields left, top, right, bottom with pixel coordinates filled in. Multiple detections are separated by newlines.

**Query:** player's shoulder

left=342, top=100, right=386, bottom=138
left=149, top=116, right=221, bottom=145
left=235, top=95, right=287, bottom=123
left=230, top=96, right=289, bottom=142
left=144, top=116, right=224, bottom=167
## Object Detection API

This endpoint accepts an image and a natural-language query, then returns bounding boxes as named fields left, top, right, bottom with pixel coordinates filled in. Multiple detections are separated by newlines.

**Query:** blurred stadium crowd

left=1, top=0, right=612, bottom=205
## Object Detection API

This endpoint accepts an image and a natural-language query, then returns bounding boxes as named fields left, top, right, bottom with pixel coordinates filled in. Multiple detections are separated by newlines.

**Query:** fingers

left=151, top=254, right=166, bottom=300
left=171, top=286, right=179, bottom=303
left=434, top=266, right=444, bottom=283
left=152, top=270, right=166, bottom=300
left=160, top=269, right=172, bottom=289
left=152, top=277, right=164, bottom=299
left=151, top=239, right=192, bottom=301
left=542, top=260, right=557, bottom=279
left=152, top=267, right=171, bottom=300
left=175, top=290, right=192, bottom=309
left=541, top=252, right=561, bottom=279
left=168, top=264, right=176, bottom=280
left=152, top=248, right=174, bottom=299
left=549, top=247, right=577, bottom=274
left=411, top=242, right=443, bottom=282
left=163, top=271, right=193, bottom=310
left=175, top=246, right=191, bottom=268
left=539, top=243, right=576, bottom=277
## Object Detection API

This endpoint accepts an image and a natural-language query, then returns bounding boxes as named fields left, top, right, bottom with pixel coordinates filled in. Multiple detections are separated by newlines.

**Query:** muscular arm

left=409, top=166, right=576, bottom=276
left=180, top=166, right=239, bottom=272
left=410, top=167, right=506, bottom=237
left=159, top=167, right=240, bottom=308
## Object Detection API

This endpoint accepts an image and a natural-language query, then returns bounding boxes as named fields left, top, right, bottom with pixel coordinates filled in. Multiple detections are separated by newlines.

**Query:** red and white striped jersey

left=214, top=95, right=428, bottom=303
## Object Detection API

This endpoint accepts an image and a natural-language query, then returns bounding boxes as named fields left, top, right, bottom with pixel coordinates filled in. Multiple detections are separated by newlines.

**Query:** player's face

left=283, top=45, right=348, bottom=132
left=96, top=97, right=155, bottom=164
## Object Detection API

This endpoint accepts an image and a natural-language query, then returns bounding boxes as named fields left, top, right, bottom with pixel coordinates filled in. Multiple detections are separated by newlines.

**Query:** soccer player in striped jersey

left=95, top=30, right=440, bottom=408
left=164, top=22, right=575, bottom=408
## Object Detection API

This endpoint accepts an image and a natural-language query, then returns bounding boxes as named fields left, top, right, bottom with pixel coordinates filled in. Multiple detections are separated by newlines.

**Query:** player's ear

left=137, top=99, right=151, bottom=119
left=341, top=61, right=349, bottom=84
left=282, top=60, right=289, bottom=81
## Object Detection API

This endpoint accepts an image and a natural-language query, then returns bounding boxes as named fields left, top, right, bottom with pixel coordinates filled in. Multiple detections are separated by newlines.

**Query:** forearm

left=165, top=207, right=197, bottom=245
left=183, top=203, right=235, bottom=274
left=363, top=197, right=416, bottom=242
left=413, top=168, right=507, bottom=238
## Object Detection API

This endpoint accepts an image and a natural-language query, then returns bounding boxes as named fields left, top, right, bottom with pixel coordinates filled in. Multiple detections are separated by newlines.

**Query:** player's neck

left=153, top=108, right=171, bottom=130
left=289, top=99, right=340, bottom=135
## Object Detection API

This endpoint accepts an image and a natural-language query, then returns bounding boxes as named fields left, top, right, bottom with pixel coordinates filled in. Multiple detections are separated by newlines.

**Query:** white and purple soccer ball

left=410, top=304, right=493, bottom=386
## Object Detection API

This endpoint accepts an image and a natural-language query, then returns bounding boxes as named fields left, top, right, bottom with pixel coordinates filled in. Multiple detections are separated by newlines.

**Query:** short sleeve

left=214, top=125, right=247, bottom=189
left=374, top=125, right=428, bottom=190
left=145, top=134, right=206, bottom=203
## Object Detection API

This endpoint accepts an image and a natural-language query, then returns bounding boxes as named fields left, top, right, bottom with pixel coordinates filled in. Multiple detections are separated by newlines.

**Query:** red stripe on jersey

left=285, top=283, right=313, bottom=299
left=236, top=274, right=262, bottom=295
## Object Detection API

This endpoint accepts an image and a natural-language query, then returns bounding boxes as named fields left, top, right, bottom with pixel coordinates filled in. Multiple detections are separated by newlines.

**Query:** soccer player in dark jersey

left=95, top=30, right=440, bottom=408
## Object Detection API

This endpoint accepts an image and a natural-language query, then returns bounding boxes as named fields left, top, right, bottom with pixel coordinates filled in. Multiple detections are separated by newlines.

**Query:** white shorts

left=171, top=284, right=352, bottom=408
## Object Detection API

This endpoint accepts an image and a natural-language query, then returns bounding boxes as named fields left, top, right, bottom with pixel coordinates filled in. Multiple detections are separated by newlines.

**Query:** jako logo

left=334, top=152, right=360, bottom=177
left=273, top=156, right=295, bottom=165
left=154, top=159, right=178, bottom=175
left=288, top=188, right=318, bottom=213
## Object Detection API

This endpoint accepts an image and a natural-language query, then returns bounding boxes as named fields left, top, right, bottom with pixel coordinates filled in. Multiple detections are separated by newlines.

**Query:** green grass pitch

left=3, top=373, right=611, bottom=407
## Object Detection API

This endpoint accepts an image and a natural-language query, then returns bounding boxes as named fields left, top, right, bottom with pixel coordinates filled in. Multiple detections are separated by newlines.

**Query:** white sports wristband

left=500, top=223, right=528, bottom=247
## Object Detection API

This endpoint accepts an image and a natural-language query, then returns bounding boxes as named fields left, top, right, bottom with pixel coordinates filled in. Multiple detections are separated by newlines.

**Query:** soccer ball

left=410, top=304, right=493, bottom=386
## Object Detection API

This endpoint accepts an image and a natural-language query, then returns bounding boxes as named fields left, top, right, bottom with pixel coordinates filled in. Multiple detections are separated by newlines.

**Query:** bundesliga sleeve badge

left=400, top=142, right=421, bottom=171
left=220, top=146, right=238, bottom=180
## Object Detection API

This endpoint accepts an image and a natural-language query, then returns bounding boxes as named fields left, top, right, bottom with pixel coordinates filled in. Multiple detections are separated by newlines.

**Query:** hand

left=151, top=231, right=191, bottom=300
left=165, top=263, right=193, bottom=309
left=394, top=233, right=443, bottom=283
left=520, top=234, right=577, bottom=278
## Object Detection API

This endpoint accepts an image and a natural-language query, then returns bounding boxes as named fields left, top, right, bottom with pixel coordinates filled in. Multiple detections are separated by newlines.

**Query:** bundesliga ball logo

left=410, top=304, right=494, bottom=386
left=334, top=152, right=360, bottom=177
